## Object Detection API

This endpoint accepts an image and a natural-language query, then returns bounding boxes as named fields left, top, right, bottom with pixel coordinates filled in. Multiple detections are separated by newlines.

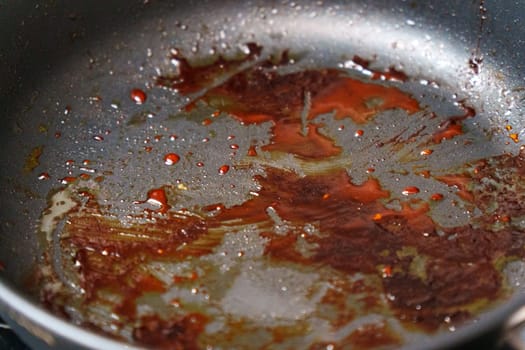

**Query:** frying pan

left=1, top=0, right=525, bottom=349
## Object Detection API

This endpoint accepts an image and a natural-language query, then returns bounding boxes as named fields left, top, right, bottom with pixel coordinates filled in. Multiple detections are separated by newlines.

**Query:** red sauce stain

left=54, top=132, right=62, bottom=139
left=435, top=174, right=474, bottom=202
left=144, top=146, right=153, bottom=153
left=433, top=123, right=463, bottom=144
left=130, top=88, right=147, bottom=104
left=218, top=165, right=230, bottom=175
left=262, top=122, right=342, bottom=159
left=196, top=161, right=204, bottom=167
left=433, top=105, right=476, bottom=144
left=201, top=118, right=212, bottom=126
left=157, top=50, right=420, bottom=159
left=306, top=75, right=420, bottom=124
left=229, top=144, right=239, bottom=150
left=420, top=149, right=433, bottom=156
left=136, top=274, right=166, bottom=293
left=164, top=153, right=180, bottom=165
left=355, top=129, right=364, bottom=137
left=173, top=271, right=199, bottom=284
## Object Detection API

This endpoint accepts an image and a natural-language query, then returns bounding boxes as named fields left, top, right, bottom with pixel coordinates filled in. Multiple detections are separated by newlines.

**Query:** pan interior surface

left=1, top=1, right=525, bottom=349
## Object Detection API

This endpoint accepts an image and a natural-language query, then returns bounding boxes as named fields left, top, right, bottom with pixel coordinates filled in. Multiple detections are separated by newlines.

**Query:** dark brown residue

left=346, top=322, right=402, bottom=349
left=132, top=313, right=207, bottom=350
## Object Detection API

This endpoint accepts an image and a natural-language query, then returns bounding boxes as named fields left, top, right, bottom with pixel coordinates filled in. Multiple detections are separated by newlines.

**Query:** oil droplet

left=130, top=88, right=147, bottom=104
left=82, top=159, right=90, bottom=166
left=420, top=149, right=433, bottom=156
left=144, top=146, right=153, bottom=153
left=382, top=265, right=393, bottom=278
left=170, top=299, right=182, bottom=308
left=402, top=186, right=420, bottom=195
left=54, top=132, right=62, bottom=139
left=218, top=165, right=230, bottom=175
left=38, top=172, right=50, bottom=180
left=230, top=144, right=239, bottom=150
left=430, top=193, right=444, bottom=201
left=506, top=125, right=513, bottom=131
left=499, top=215, right=511, bottom=223
left=322, top=193, right=331, bottom=200
left=417, top=170, right=431, bottom=178
left=169, top=134, right=178, bottom=141
left=202, top=118, right=212, bottom=126
left=164, top=153, right=180, bottom=165
left=227, top=135, right=235, bottom=140
left=196, top=162, right=204, bottom=167
left=60, top=176, right=77, bottom=185
left=510, top=133, right=519, bottom=143
left=366, top=167, right=375, bottom=173
left=93, top=135, right=104, bottom=142
left=247, top=145, right=257, bottom=156
left=355, top=129, right=364, bottom=137
left=146, top=188, right=170, bottom=213
left=65, top=159, right=75, bottom=166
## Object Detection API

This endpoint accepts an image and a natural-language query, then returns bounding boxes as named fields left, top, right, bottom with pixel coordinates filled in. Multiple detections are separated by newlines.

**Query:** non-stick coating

left=1, top=0, right=525, bottom=349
